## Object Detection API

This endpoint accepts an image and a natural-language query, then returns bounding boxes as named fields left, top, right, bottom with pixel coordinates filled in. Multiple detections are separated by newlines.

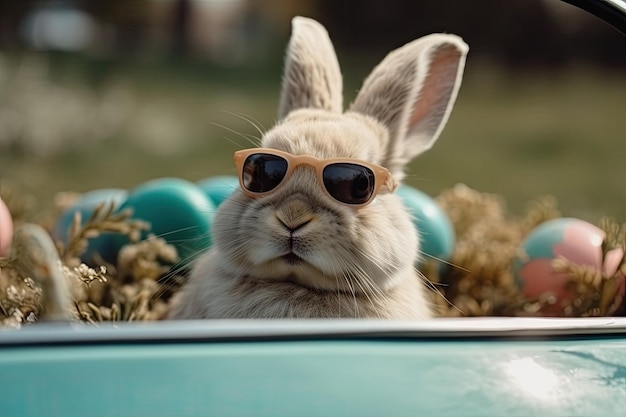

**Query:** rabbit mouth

left=281, top=253, right=305, bottom=265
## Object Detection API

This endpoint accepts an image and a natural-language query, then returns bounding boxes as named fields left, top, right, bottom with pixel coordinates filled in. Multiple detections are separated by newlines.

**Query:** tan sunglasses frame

left=233, top=148, right=398, bottom=207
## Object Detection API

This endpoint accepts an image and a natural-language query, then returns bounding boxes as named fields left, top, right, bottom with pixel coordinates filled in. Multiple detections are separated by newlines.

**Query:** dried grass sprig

left=72, top=264, right=108, bottom=286
left=519, top=195, right=561, bottom=235
left=60, top=202, right=150, bottom=265
left=73, top=278, right=170, bottom=323
left=435, top=185, right=527, bottom=316
left=64, top=230, right=180, bottom=323
left=117, top=235, right=179, bottom=282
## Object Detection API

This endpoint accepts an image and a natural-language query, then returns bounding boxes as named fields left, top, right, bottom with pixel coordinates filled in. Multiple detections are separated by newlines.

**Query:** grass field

left=1, top=53, right=625, bottom=223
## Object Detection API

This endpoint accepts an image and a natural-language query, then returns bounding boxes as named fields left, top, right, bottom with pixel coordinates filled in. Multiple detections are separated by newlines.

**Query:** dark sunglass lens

left=242, top=154, right=288, bottom=193
left=323, top=163, right=375, bottom=205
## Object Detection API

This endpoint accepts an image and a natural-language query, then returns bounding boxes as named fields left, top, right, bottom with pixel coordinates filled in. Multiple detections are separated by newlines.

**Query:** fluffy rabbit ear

left=278, top=17, right=343, bottom=120
left=349, top=34, right=468, bottom=176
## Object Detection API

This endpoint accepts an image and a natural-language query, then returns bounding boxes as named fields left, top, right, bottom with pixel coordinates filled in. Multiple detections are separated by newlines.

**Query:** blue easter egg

left=197, top=175, right=239, bottom=207
left=113, top=178, right=216, bottom=264
left=53, top=188, right=129, bottom=265
left=395, top=185, right=455, bottom=266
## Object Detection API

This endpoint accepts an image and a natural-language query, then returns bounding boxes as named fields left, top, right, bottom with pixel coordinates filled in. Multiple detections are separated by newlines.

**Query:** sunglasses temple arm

left=385, top=175, right=399, bottom=193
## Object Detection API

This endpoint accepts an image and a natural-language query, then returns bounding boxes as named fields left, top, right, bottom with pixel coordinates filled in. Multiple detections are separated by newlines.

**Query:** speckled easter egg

left=113, top=178, right=215, bottom=264
left=53, top=189, right=128, bottom=264
left=197, top=175, right=239, bottom=207
left=395, top=185, right=455, bottom=266
left=0, top=196, right=13, bottom=256
left=514, top=217, right=625, bottom=312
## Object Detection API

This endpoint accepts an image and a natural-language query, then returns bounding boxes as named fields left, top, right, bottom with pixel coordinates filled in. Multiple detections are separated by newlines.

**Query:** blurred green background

left=0, top=0, right=624, bottom=223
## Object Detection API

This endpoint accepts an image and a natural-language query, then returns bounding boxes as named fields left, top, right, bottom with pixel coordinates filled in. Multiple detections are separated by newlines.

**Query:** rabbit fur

left=169, top=16, right=468, bottom=319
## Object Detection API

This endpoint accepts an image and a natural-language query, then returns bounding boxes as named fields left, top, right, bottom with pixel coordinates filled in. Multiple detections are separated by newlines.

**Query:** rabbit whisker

left=415, top=266, right=464, bottom=315
left=220, top=109, right=267, bottom=140
left=333, top=256, right=361, bottom=317
left=337, top=253, right=384, bottom=317
left=418, top=250, right=468, bottom=273
left=211, top=121, right=260, bottom=149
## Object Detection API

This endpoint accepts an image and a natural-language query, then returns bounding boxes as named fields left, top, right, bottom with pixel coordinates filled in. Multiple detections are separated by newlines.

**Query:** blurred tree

left=172, top=0, right=190, bottom=57
left=83, top=0, right=153, bottom=53
left=315, top=0, right=626, bottom=70
left=1, top=0, right=623, bottom=69
left=0, top=2, right=32, bottom=48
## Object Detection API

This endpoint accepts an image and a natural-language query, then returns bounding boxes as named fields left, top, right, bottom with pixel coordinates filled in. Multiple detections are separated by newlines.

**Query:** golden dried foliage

left=1, top=194, right=184, bottom=328
left=1, top=184, right=625, bottom=328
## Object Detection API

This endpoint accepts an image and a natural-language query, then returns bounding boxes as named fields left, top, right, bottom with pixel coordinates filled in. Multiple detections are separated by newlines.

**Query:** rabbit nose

left=277, top=215, right=312, bottom=233
left=275, top=200, right=315, bottom=232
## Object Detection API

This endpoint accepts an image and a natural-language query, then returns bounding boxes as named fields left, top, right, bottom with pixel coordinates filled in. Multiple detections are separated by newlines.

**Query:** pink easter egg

left=553, top=220, right=604, bottom=272
left=0, top=197, right=13, bottom=256
left=515, top=218, right=625, bottom=315
left=517, top=258, right=572, bottom=301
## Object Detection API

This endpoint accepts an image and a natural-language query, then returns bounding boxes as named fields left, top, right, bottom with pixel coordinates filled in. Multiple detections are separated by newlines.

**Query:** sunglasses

left=234, top=148, right=398, bottom=207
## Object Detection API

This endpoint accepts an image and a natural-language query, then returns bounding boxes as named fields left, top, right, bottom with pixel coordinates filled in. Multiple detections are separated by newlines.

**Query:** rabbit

left=169, top=16, right=468, bottom=319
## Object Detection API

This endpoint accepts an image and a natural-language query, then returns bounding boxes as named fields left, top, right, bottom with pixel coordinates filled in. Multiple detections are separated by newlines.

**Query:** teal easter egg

left=0, top=196, right=13, bottom=256
left=113, top=178, right=215, bottom=264
left=396, top=185, right=455, bottom=265
left=53, top=189, right=128, bottom=264
left=514, top=217, right=625, bottom=314
left=197, top=175, right=239, bottom=207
